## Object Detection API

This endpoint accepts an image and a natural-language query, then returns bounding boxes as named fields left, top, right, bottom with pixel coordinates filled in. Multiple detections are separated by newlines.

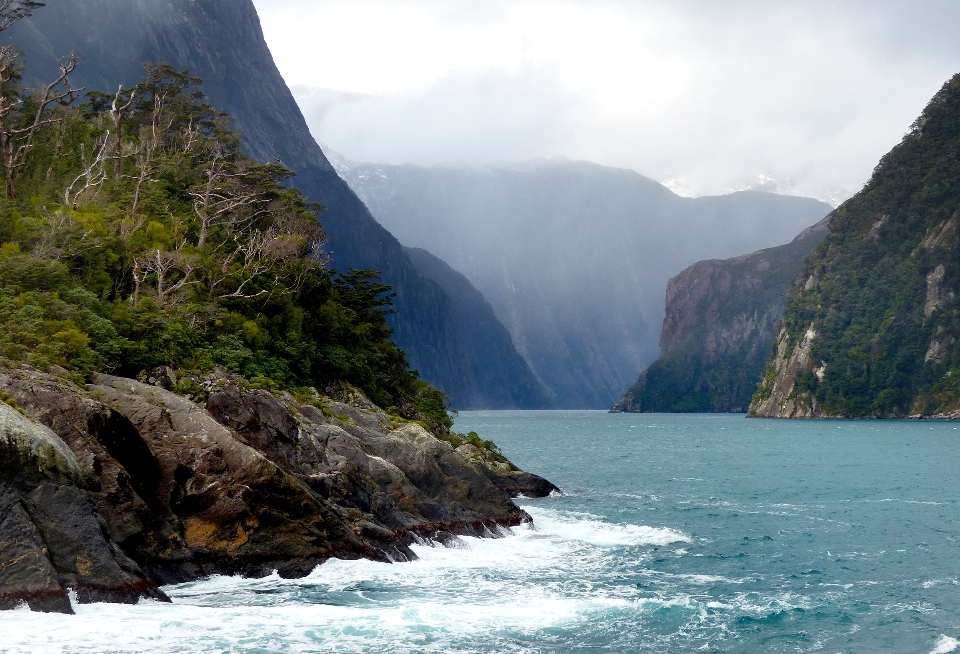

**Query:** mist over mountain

left=403, top=248, right=549, bottom=409
left=5, top=0, right=547, bottom=408
left=338, top=159, right=832, bottom=408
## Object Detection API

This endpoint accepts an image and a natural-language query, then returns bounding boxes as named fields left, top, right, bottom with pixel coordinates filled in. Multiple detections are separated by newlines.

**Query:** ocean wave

left=523, top=506, right=691, bottom=547
left=0, top=493, right=944, bottom=653
left=931, top=635, right=960, bottom=654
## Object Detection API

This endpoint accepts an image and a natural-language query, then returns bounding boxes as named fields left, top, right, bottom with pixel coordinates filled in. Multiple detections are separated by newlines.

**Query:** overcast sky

left=251, top=0, right=960, bottom=204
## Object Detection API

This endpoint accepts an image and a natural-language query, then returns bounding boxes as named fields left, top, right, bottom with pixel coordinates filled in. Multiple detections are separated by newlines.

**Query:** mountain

left=612, top=217, right=829, bottom=413
left=6, top=0, right=542, bottom=408
left=338, top=159, right=833, bottom=408
left=403, top=248, right=550, bottom=409
left=751, top=72, right=960, bottom=418
left=0, top=3, right=561, bottom=612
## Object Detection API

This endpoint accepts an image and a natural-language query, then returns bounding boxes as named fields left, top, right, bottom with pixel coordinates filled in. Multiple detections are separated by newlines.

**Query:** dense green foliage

left=752, top=72, right=960, bottom=416
left=619, top=355, right=767, bottom=413
left=614, top=226, right=826, bottom=413
left=0, top=62, right=451, bottom=428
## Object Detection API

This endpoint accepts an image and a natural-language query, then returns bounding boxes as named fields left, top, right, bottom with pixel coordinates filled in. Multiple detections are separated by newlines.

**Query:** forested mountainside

left=339, top=159, right=832, bottom=408
left=0, top=5, right=556, bottom=612
left=751, top=73, right=960, bottom=418
left=0, top=56, right=451, bottom=434
left=6, top=0, right=546, bottom=409
left=612, top=217, right=829, bottom=413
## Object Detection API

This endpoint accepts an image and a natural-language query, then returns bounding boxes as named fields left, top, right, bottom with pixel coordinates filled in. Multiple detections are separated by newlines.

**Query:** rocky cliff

left=338, top=159, right=832, bottom=408
left=0, top=365, right=555, bottom=613
left=6, top=0, right=543, bottom=409
left=751, top=72, right=960, bottom=418
left=0, top=393, right=167, bottom=613
left=612, top=217, right=829, bottom=413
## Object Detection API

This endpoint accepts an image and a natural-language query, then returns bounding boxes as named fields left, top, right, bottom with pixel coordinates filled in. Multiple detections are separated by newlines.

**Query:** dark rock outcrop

left=612, top=217, right=829, bottom=413
left=84, top=374, right=376, bottom=583
left=203, top=380, right=547, bottom=542
left=0, top=367, right=555, bottom=611
left=6, top=0, right=541, bottom=410
left=0, top=388, right=166, bottom=614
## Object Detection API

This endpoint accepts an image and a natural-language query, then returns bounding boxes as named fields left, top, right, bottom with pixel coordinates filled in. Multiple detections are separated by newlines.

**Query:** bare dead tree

left=0, top=52, right=82, bottom=199
left=190, top=158, right=269, bottom=249
left=131, top=248, right=195, bottom=306
left=207, top=208, right=324, bottom=301
left=0, top=0, right=44, bottom=33
left=209, top=231, right=273, bottom=300
left=149, top=90, right=177, bottom=149
left=129, top=256, right=146, bottom=305
left=27, top=210, right=102, bottom=261
left=127, top=140, right=153, bottom=218
left=63, top=131, right=109, bottom=208
left=109, top=84, right=135, bottom=178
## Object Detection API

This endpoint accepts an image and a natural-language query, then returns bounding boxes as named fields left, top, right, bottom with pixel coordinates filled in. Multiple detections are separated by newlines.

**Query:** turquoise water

left=4, top=411, right=960, bottom=653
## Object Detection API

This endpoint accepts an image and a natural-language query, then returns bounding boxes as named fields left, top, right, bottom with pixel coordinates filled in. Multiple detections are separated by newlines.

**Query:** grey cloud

left=262, top=0, right=960, bottom=203
left=294, top=66, right=589, bottom=166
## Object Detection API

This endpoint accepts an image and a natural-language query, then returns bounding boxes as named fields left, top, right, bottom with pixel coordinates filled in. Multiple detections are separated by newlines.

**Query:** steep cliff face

left=339, top=159, right=831, bottom=408
left=7, top=0, right=536, bottom=409
left=0, top=365, right=555, bottom=613
left=403, top=248, right=550, bottom=409
left=613, top=217, right=829, bottom=413
left=750, top=73, right=960, bottom=418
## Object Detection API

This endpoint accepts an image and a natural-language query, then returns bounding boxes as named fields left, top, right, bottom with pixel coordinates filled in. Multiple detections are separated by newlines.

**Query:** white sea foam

left=0, top=509, right=701, bottom=653
left=931, top=635, right=960, bottom=654
left=523, top=506, right=691, bottom=547
left=0, top=502, right=889, bottom=653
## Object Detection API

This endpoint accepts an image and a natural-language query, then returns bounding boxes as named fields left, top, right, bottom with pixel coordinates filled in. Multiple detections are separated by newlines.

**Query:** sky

left=251, top=0, right=960, bottom=205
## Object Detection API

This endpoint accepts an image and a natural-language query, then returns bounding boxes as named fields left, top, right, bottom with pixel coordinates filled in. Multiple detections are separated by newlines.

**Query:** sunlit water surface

left=4, top=412, right=960, bottom=653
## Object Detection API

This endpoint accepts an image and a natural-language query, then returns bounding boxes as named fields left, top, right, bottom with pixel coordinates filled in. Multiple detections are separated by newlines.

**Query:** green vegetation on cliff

left=0, top=58, right=450, bottom=427
left=751, top=72, right=960, bottom=417
left=612, top=218, right=828, bottom=413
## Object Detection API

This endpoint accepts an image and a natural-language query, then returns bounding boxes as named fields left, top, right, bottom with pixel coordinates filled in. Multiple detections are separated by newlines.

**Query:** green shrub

left=0, top=61, right=455, bottom=429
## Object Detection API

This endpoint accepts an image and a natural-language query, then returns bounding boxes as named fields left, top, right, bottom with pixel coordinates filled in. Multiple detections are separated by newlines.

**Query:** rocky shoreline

left=0, top=366, right=557, bottom=614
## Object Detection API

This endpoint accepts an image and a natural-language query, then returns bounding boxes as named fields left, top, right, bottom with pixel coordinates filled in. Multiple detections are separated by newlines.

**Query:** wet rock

left=24, top=482, right=164, bottom=605
left=0, top=367, right=558, bottom=612
left=87, top=374, right=375, bottom=582
left=0, top=399, right=165, bottom=613
left=0, top=396, right=81, bottom=487
left=205, top=383, right=536, bottom=546
left=479, top=468, right=559, bottom=499
left=0, top=483, right=71, bottom=614
left=0, top=367, right=157, bottom=547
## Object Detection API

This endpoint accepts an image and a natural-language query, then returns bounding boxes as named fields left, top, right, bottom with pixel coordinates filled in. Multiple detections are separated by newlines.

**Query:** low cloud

left=259, top=0, right=960, bottom=204
left=293, top=66, right=589, bottom=166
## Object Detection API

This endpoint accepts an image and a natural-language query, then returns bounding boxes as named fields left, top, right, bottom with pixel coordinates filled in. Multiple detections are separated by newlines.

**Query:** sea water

left=4, top=411, right=960, bottom=653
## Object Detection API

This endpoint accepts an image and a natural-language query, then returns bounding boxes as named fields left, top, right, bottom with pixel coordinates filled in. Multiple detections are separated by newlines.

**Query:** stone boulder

left=0, top=396, right=165, bottom=614
left=86, top=375, right=376, bottom=582
left=205, top=383, right=547, bottom=543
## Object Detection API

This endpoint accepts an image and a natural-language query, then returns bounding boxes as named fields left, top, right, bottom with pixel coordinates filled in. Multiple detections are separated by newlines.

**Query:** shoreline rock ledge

left=0, top=366, right=557, bottom=614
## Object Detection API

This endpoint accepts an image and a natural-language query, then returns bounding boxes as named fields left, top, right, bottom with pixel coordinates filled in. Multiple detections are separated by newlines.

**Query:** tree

left=0, top=55, right=452, bottom=428
left=0, top=1, right=44, bottom=33
left=0, top=0, right=80, bottom=199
